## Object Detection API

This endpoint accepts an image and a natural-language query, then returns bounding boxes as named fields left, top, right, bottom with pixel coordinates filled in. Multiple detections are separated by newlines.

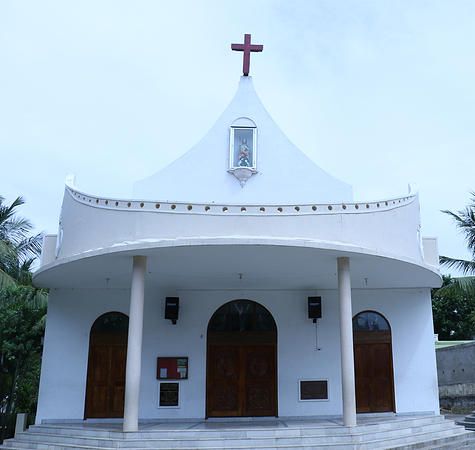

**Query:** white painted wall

left=351, top=289, right=440, bottom=414
left=36, top=288, right=130, bottom=421
left=36, top=286, right=439, bottom=423
left=133, top=77, right=353, bottom=205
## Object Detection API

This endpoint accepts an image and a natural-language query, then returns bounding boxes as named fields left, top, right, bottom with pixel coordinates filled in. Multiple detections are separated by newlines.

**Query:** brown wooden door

left=206, top=343, right=276, bottom=417
left=354, top=332, right=395, bottom=413
left=244, top=345, right=276, bottom=416
left=207, top=345, right=241, bottom=416
left=206, top=300, right=278, bottom=418
left=85, top=313, right=128, bottom=419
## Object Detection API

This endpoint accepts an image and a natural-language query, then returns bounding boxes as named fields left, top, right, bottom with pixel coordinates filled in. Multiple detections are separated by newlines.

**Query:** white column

left=337, top=256, right=357, bottom=427
left=123, top=255, right=147, bottom=432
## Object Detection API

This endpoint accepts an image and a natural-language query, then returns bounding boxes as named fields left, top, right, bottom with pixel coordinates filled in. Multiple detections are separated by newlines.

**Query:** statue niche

left=228, top=123, right=257, bottom=187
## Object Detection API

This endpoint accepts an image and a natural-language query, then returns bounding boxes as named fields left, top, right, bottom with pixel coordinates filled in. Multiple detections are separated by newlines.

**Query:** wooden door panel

left=111, top=386, right=126, bottom=416
left=207, top=344, right=277, bottom=417
left=354, top=345, right=371, bottom=412
left=207, top=345, right=241, bottom=417
left=110, top=347, right=127, bottom=380
left=246, top=385, right=274, bottom=415
left=371, top=343, right=393, bottom=411
left=89, top=346, right=110, bottom=384
left=85, top=343, right=127, bottom=418
left=354, top=341, right=394, bottom=413
left=89, top=385, right=109, bottom=417
left=243, top=346, right=276, bottom=416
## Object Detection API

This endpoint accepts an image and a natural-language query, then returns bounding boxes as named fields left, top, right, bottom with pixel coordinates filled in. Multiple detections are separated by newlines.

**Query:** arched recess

left=206, top=300, right=277, bottom=418
left=353, top=310, right=395, bottom=413
left=84, top=312, right=129, bottom=418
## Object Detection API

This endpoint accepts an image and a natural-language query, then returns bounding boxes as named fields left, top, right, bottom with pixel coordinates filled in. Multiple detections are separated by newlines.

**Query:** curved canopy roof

left=34, top=240, right=441, bottom=290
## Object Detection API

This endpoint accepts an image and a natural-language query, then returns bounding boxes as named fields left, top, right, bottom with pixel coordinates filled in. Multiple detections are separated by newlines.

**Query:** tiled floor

left=43, top=413, right=433, bottom=432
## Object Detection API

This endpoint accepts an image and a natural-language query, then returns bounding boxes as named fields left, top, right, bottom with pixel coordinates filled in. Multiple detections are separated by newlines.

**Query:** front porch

left=34, top=244, right=441, bottom=430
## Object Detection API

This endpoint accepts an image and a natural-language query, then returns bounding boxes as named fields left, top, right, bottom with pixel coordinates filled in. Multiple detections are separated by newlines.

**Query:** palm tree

left=0, top=196, right=46, bottom=441
left=0, top=196, right=42, bottom=286
left=440, top=193, right=475, bottom=275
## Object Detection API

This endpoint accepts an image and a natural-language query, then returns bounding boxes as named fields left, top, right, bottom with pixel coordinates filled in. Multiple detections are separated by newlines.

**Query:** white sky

left=1, top=1, right=474, bottom=273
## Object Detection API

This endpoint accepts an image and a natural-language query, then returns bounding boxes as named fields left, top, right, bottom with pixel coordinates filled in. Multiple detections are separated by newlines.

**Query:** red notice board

left=157, top=357, right=188, bottom=380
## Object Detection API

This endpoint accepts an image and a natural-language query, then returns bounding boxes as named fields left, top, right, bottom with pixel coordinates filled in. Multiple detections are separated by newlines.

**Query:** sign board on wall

left=156, top=357, right=188, bottom=380
left=300, top=380, right=328, bottom=400
left=159, top=382, right=179, bottom=407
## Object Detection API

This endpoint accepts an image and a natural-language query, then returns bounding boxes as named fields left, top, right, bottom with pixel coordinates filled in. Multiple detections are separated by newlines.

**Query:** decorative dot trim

left=69, top=188, right=415, bottom=217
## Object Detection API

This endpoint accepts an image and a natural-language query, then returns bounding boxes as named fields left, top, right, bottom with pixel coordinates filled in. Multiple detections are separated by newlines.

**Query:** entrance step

left=1, top=415, right=474, bottom=450
left=457, top=411, right=475, bottom=431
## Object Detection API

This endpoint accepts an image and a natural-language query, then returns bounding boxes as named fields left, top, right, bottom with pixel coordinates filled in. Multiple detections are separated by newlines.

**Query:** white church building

left=34, top=35, right=442, bottom=433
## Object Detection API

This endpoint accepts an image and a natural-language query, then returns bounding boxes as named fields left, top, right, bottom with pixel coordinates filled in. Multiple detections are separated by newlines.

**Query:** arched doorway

left=84, top=312, right=128, bottom=418
left=206, top=300, right=277, bottom=417
left=353, top=310, right=395, bottom=413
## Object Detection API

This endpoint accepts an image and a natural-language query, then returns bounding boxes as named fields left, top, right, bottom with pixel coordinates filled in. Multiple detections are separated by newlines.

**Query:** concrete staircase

left=457, top=411, right=475, bottom=432
left=1, top=415, right=474, bottom=450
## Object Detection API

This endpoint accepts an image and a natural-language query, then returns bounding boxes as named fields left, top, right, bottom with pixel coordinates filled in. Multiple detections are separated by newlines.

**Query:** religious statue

left=238, top=139, right=251, bottom=167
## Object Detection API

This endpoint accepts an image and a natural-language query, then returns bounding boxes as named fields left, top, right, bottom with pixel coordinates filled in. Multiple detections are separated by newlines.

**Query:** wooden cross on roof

left=231, top=34, right=263, bottom=76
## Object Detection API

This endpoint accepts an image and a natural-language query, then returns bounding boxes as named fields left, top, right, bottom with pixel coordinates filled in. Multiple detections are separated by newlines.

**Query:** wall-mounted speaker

left=165, top=297, right=179, bottom=325
left=308, top=296, right=322, bottom=323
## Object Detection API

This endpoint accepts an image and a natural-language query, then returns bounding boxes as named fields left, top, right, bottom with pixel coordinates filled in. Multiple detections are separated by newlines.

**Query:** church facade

left=34, top=36, right=441, bottom=431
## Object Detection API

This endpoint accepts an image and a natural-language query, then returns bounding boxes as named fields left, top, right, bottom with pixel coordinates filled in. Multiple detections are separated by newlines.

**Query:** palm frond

left=0, top=217, right=34, bottom=245
left=454, top=277, right=475, bottom=297
left=440, top=255, right=475, bottom=275
left=436, top=275, right=475, bottom=300
left=442, top=203, right=475, bottom=253
left=15, top=234, right=42, bottom=263
left=0, top=196, right=25, bottom=225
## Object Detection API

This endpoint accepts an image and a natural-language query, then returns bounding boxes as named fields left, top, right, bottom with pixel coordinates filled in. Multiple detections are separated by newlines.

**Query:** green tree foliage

left=440, top=193, right=475, bottom=275
left=435, top=194, right=475, bottom=340
left=0, top=196, right=42, bottom=287
left=432, top=276, right=475, bottom=340
left=0, top=195, right=46, bottom=440
left=0, top=285, right=47, bottom=415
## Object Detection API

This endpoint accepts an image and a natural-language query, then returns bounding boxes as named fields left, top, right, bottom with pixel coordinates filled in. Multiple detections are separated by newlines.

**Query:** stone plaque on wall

left=159, top=382, right=179, bottom=407
left=300, top=380, right=328, bottom=400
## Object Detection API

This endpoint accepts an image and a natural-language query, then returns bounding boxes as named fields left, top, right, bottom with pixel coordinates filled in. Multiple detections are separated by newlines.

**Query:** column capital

left=132, top=254, right=147, bottom=264
left=337, top=256, right=350, bottom=266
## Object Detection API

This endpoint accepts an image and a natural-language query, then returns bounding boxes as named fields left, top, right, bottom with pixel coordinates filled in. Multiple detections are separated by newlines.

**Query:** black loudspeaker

left=308, top=296, right=322, bottom=323
left=165, top=297, right=179, bottom=325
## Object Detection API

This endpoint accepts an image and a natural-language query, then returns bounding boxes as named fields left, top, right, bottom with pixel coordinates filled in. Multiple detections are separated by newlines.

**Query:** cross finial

left=231, top=34, right=263, bottom=76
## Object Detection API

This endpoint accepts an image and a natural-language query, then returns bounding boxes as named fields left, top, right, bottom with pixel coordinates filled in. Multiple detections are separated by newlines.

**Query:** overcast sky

left=1, top=1, right=474, bottom=273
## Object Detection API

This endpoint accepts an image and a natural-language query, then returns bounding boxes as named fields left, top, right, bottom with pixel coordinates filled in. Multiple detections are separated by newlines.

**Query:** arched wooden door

left=84, top=312, right=128, bottom=418
left=353, top=310, right=395, bottom=413
left=206, top=300, right=277, bottom=417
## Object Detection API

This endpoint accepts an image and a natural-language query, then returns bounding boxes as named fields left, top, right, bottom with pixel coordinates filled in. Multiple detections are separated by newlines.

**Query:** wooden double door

left=206, top=299, right=278, bottom=418
left=354, top=331, right=395, bottom=413
left=84, top=312, right=128, bottom=418
left=207, top=342, right=277, bottom=417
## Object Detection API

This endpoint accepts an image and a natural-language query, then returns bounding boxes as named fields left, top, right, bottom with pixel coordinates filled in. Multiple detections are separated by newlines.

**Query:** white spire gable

left=134, top=77, right=352, bottom=204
